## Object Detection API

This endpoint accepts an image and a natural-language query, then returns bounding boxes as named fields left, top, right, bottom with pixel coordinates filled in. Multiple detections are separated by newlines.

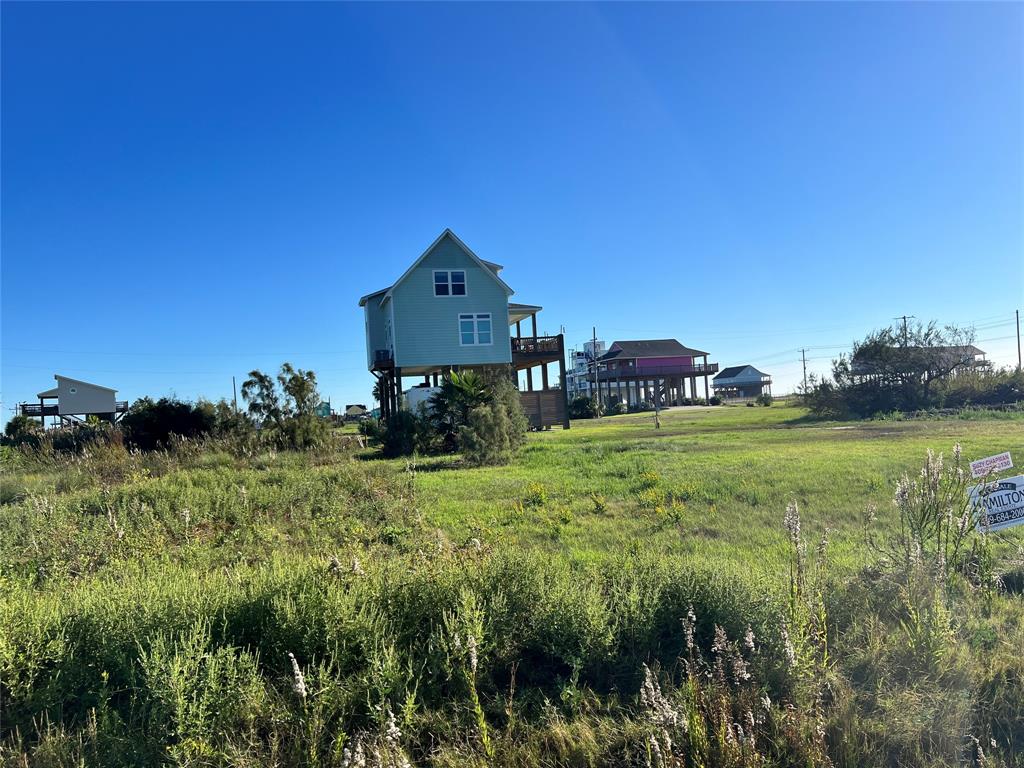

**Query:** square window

left=458, top=312, right=493, bottom=346
left=434, top=270, right=467, bottom=297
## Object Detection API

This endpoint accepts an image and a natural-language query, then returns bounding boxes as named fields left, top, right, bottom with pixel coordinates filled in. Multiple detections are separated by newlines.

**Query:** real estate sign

left=970, top=475, right=1024, bottom=532
left=969, top=451, right=1013, bottom=479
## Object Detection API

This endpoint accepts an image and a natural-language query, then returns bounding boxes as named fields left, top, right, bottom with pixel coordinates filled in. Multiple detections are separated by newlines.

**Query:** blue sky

left=2, top=2, right=1021, bottom=416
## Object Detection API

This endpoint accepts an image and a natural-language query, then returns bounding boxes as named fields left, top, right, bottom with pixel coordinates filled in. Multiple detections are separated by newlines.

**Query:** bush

left=121, top=397, right=217, bottom=451
left=569, top=396, right=603, bottom=419
left=361, top=411, right=434, bottom=458
left=709, top=395, right=722, bottom=405
left=2, top=415, right=42, bottom=448
left=607, top=401, right=629, bottom=415
left=755, top=393, right=774, bottom=407
left=458, top=375, right=528, bottom=466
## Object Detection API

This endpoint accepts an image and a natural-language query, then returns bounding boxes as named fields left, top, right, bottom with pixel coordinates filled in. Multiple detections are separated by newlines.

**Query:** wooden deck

left=511, top=335, right=563, bottom=368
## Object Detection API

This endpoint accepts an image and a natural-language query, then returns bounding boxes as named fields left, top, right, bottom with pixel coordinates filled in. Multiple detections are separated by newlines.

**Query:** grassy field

left=2, top=404, right=1022, bottom=766
left=411, top=404, right=1023, bottom=571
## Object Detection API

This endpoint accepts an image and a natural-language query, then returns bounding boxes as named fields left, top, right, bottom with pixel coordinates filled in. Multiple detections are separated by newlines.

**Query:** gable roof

left=714, top=365, right=768, bottom=381
left=600, top=339, right=708, bottom=361
left=359, top=229, right=514, bottom=308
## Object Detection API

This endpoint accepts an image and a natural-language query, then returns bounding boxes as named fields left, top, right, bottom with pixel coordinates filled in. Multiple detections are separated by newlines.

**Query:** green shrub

left=458, top=376, right=528, bottom=467
left=362, top=410, right=434, bottom=458
left=568, top=396, right=603, bottom=419
left=2, top=415, right=42, bottom=448
left=121, top=397, right=217, bottom=451
left=756, top=393, right=774, bottom=407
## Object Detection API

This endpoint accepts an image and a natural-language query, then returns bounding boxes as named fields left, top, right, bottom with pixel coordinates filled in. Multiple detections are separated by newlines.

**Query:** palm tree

left=429, top=370, right=489, bottom=451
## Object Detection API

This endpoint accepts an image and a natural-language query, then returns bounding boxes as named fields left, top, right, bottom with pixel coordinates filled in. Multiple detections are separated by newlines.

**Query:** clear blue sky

left=2, top=2, right=1022, bottom=416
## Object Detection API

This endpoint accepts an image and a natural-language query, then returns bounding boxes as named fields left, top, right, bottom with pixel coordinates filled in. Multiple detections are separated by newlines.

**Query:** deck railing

left=596, top=363, right=719, bottom=379
left=511, top=335, right=563, bottom=356
left=19, top=401, right=129, bottom=417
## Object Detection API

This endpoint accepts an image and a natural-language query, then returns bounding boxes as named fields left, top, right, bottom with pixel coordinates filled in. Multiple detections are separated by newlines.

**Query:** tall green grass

left=1, top=406, right=1022, bottom=766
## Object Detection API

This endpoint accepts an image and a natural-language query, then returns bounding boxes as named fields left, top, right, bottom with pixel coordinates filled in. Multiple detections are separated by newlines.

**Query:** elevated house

left=359, top=229, right=568, bottom=429
left=565, top=339, right=606, bottom=401
left=344, top=404, right=369, bottom=421
left=19, top=375, right=128, bottom=428
left=595, top=339, right=718, bottom=406
left=712, top=365, right=772, bottom=400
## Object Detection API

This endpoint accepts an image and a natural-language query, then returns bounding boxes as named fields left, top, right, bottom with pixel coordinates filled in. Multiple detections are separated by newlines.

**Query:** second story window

left=459, top=313, right=492, bottom=346
left=434, top=270, right=466, bottom=296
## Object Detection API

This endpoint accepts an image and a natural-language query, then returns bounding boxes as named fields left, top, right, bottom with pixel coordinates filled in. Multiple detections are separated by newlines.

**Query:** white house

left=20, top=375, right=128, bottom=427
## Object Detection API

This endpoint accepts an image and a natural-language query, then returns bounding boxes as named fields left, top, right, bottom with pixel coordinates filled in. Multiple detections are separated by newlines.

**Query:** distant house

left=344, top=404, right=369, bottom=420
left=359, top=229, right=569, bottom=428
left=19, top=375, right=128, bottom=428
left=712, top=365, right=772, bottom=400
left=565, top=340, right=606, bottom=401
left=594, top=339, right=719, bottom=406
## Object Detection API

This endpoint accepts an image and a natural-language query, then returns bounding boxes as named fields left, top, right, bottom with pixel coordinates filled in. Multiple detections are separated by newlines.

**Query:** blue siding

left=391, top=233, right=511, bottom=369
left=713, top=366, right=769, bottom=387
left=363, top=295, right=390, bottom=369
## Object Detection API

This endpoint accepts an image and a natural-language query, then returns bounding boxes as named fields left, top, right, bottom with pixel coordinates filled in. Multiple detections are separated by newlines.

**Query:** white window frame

left=433, top=269, right=467, bottom=297
left=458, top=313, right=493, bottom=346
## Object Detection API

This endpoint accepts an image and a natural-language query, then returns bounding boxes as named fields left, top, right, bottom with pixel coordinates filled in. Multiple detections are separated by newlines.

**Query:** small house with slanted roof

left=712, top=365, right=772, bottom=400
left=19, top=375, right=128, bottom=428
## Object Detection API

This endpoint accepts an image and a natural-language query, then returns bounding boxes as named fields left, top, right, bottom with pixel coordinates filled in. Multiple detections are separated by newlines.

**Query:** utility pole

left=800, top=348, right=808, bottom=393
left=592, top=326, right=602, bottom=415
left=232, top=376, right=239, bottom=412
left=894, top=315, right=915, bottom=346
left=1017, top=309, right=1021, bottom=371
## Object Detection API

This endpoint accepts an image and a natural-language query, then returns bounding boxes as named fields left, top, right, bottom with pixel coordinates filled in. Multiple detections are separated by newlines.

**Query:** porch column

left=557, top=335, right=569, bottom=428
left=531, top=314, right=538, bottom=338
left=541, top=361, right=549, bottom=390
left=526, top=366, right=533, bottom=391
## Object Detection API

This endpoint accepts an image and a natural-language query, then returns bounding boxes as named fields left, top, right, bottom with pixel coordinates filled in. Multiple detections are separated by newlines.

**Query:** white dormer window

left=434, top=270, right=466, bottom=296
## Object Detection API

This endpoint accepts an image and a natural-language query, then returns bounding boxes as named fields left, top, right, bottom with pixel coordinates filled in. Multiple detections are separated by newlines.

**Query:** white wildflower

left=744, top=626, right=756, bottom=654
left=640, top=663, right=678, bottom=728
left=383, top=705, right=401, bottom=746
left=288, top=652, right=307, bottom=700
left=466, top=634, right=478, bottom=675
left=780, top=623, right=796, bottom=670
left=340, top=738, right=366, bottom=768
left=783, top=501, right=801, bottom=546
left=684, top=605, right=697, bottom=652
